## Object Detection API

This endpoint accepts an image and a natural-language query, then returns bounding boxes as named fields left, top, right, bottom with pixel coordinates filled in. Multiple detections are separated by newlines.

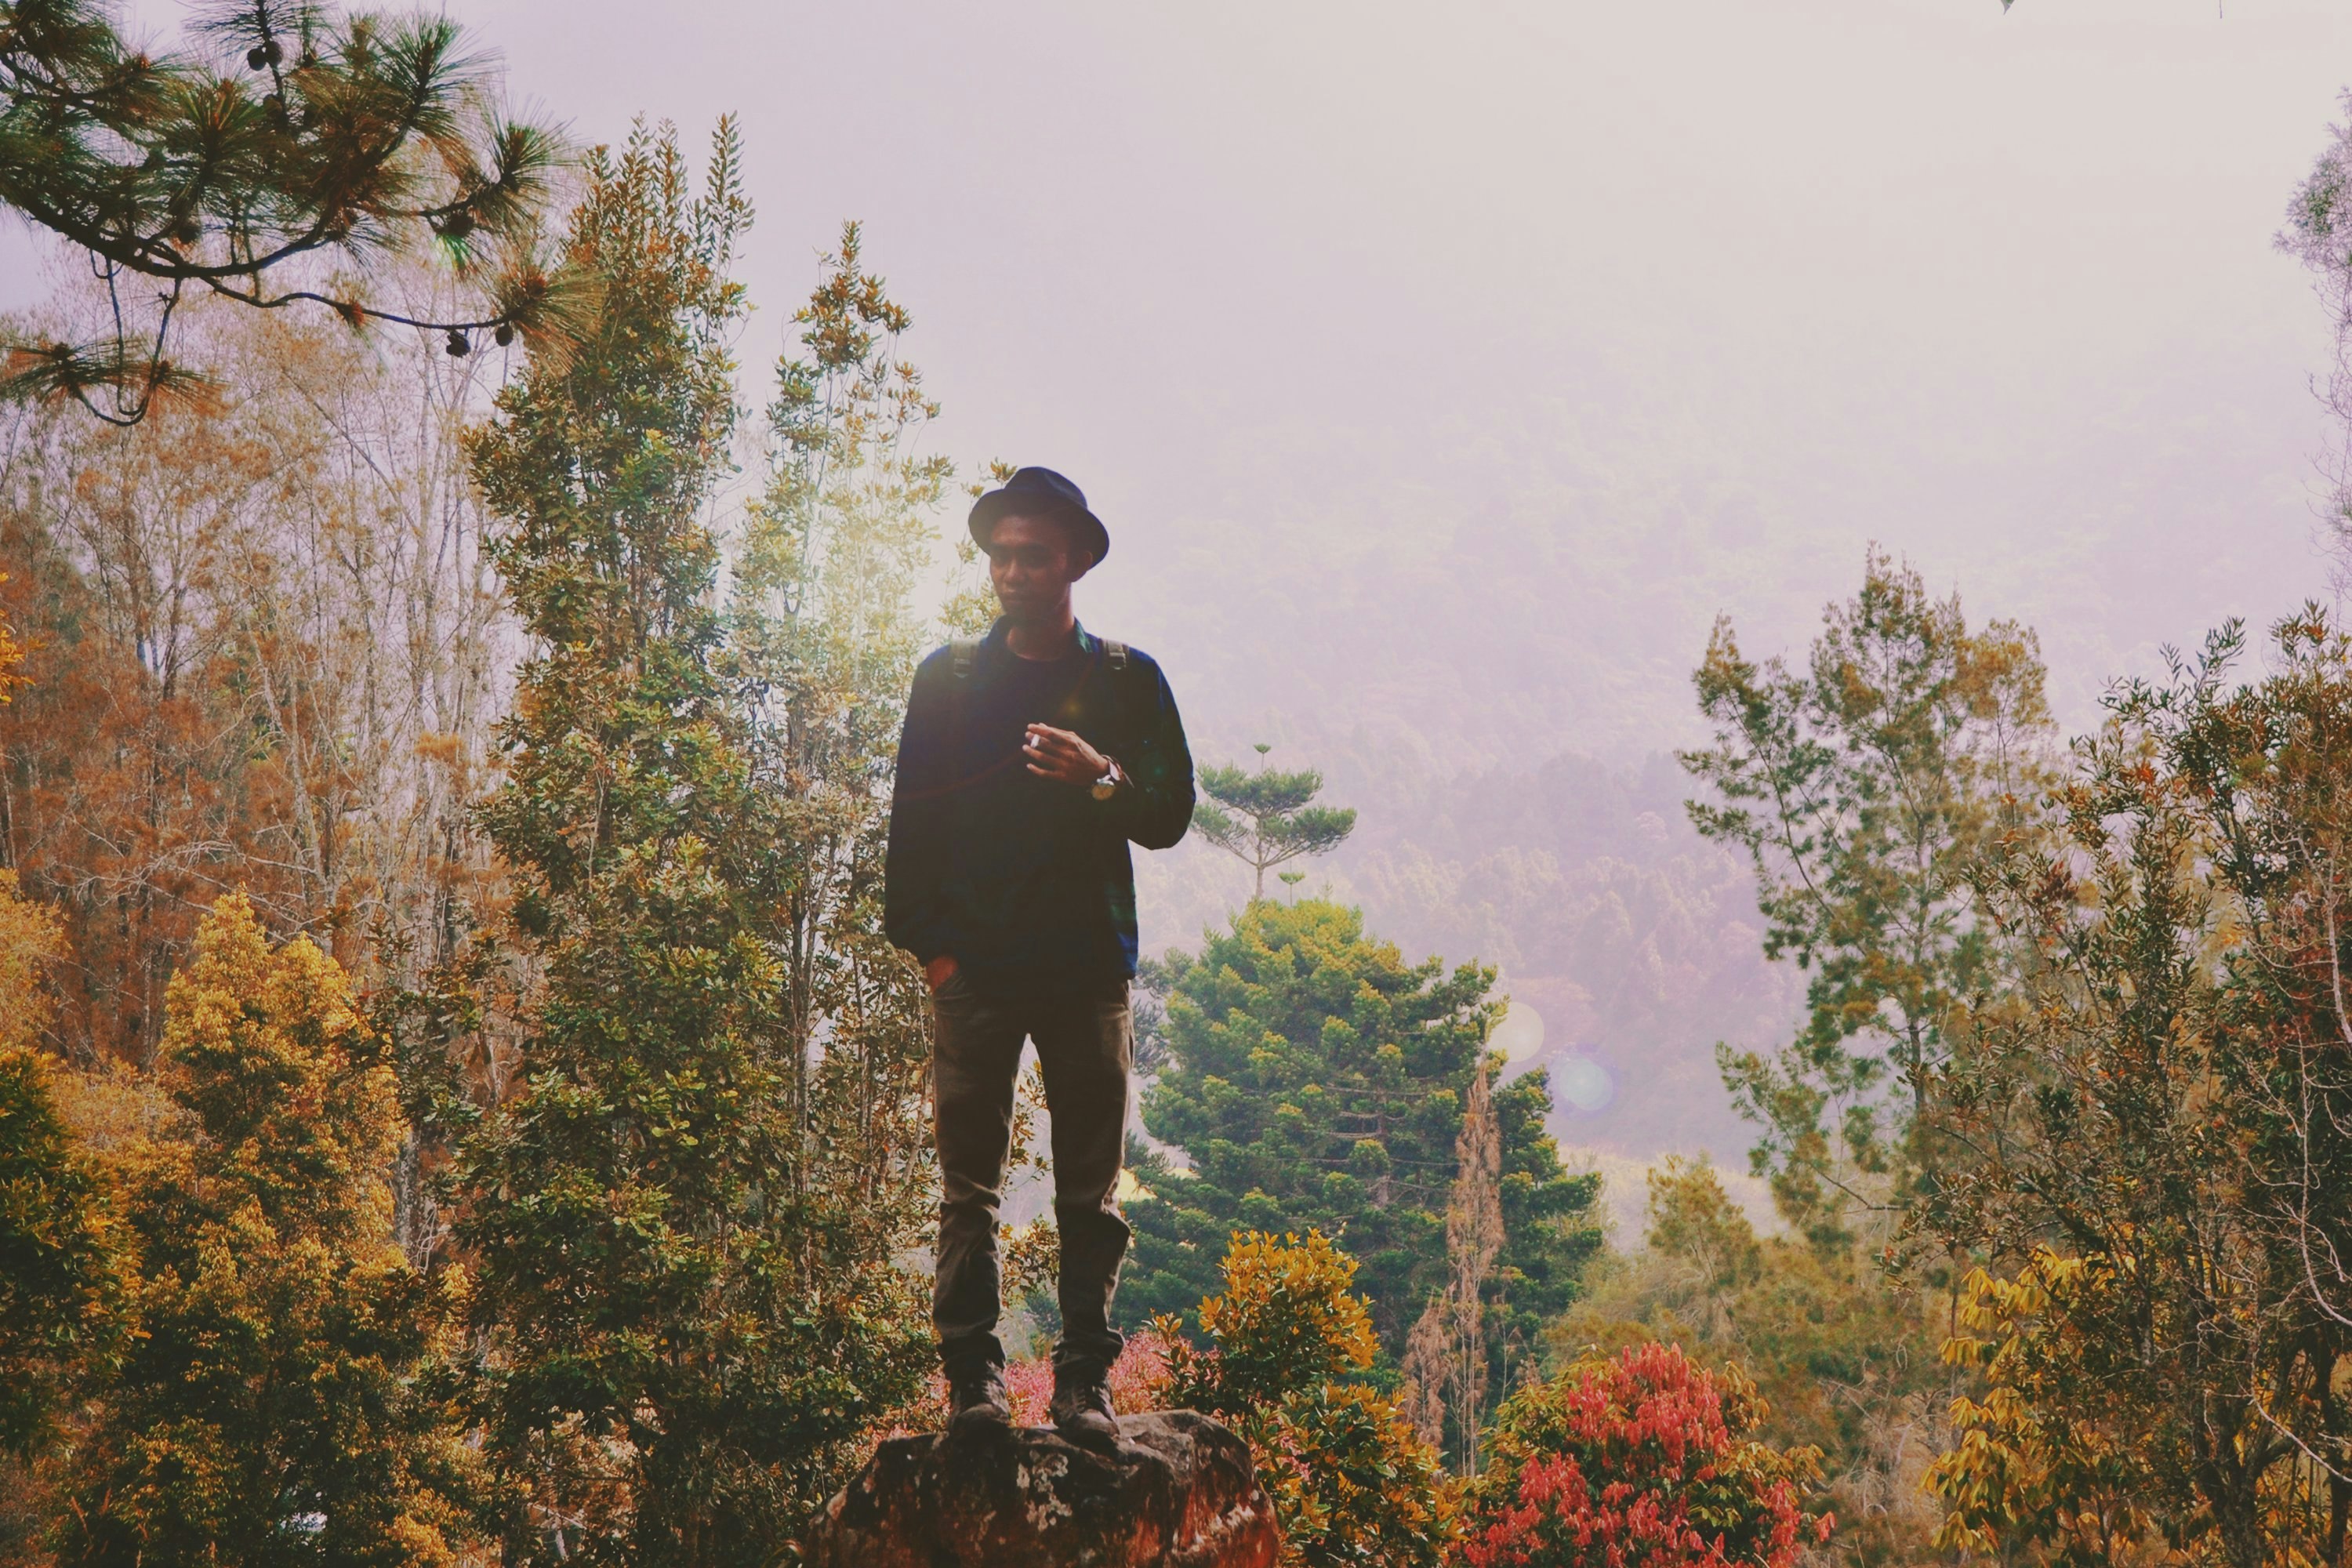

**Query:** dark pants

left=931, top=972, right=1132, bottom=1374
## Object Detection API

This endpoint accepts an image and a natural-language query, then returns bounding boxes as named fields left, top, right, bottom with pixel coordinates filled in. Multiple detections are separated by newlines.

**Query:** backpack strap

left=949, top=637, right=980, bottom=680
left=1102, top=640, right=1129, bottom=673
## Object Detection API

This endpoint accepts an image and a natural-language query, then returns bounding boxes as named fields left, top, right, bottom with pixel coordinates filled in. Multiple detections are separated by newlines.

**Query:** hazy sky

left=481, top=0, right=2351, bottom=753
left=8, top=0, right=2350, bottom=753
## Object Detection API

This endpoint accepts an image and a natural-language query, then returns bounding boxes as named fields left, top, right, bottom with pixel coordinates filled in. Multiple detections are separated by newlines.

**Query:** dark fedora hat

left=967, top=466, right=1110, bottom=564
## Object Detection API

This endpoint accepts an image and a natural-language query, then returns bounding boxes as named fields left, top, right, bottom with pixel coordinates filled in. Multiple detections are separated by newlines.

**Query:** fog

left=414, top=0, right=2352, bottom=742
left=11, top=0, right=2344, bottom=1171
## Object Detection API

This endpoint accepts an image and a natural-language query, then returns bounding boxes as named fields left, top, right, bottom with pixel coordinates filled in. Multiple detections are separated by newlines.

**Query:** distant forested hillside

left=1137, top=743, right=1799, bottom=1166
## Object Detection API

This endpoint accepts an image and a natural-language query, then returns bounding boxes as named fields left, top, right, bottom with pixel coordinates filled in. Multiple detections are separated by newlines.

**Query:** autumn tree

left=0, top=286, right=510, bottom=1073
left=0, top=378, right=310, bottom=1059
left=0, top=0, right=573, bottom=423
left=0, top=573, right=122, bottom=1544
left=1402, top=1058, right=1504, bottom=1476
left=2204, top=618, right=2352, bottom=1568
left=1929, top=1251, right=2161, bottom=1568
left=1194, top=743, right=1356, bottom=901
left=1123, top=898, right=1600, bottom=1355
left=448, top=122, right=932, bottom=1564
left=0, top=570, right=20, bottom=699
left=58, top=892, right=484, bottom=1567
left=0, top=868, right=123, bottom=1462
left=1915, top=612, right=2352, bottom=1568
left=1681, top=548, right=2053, bottom=1243
left=1154, top=1230, right=1460, bottom=1568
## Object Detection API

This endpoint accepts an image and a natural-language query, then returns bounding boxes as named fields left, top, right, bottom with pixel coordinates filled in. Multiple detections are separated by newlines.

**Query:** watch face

left=1091, top=777, right=1118, bottom=800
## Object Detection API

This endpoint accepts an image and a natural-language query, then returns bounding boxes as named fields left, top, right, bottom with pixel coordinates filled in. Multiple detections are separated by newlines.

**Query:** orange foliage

left=0, top=298, right=507, bottom=1063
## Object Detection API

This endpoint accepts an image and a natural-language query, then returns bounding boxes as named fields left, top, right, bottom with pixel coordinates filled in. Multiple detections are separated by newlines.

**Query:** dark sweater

left=884, top=620, right=1195, bottom=992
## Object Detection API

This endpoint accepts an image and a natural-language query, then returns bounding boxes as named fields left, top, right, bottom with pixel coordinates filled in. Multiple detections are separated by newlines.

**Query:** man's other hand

left=1023, top=724, right=1110, bottom=785
left=925, top=954, right=960, bottom=992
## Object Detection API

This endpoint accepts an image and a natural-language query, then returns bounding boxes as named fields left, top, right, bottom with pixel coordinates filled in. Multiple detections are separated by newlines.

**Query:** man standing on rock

left=886, top=466, right=1196, bottom=1443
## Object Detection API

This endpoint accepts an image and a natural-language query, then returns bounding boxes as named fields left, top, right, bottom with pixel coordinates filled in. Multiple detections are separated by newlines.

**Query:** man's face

left=986, top=511, right=1091, bottom=624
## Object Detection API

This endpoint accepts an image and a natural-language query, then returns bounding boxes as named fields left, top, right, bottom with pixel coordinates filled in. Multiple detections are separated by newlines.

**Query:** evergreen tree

left=0, top=0, right=572, bottom=423
left=449, top=122, right=931, bottom=1566
left=1124, top=898, right=1600, bottom=1359
left=1193, top=744, right=1356, bottom=901
left=60, top=892, right=484, bottom=1566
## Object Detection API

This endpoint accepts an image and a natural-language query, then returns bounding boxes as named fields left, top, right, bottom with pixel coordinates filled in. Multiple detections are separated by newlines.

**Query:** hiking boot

left=946, top=1361, right=1010, bottom=1432
left=1051, top=1362, right=1119, bottom=1446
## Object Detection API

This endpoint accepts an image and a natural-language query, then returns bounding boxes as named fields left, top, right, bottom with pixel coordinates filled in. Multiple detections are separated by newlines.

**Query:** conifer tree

left=1125, top=898, right=1599, bottom=1356
left=1193, top=744, right=1356, bottom=901
left=59, top=892, right=483, bottom=1566
left=450, top=123, right=931, bottom=1564
left=0, top=0, right=573, bottom=423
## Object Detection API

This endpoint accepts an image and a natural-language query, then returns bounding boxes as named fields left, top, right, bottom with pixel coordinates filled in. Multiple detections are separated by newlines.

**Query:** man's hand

left=1023, top=724, right=1111, bottom=786
left=925, top=954, right=960, bottom=992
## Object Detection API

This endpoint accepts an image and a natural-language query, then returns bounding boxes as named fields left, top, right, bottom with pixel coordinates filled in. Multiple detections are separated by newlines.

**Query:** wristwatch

left=1091, top=759, right=1126, bottom=801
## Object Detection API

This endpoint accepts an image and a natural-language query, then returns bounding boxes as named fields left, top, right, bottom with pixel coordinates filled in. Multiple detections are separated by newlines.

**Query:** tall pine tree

left=0, top=0, right=571, bottom=423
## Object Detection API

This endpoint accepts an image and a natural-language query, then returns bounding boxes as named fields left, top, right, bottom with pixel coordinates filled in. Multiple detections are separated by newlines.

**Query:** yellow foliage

left=1249, top=1381, right=1460, bottom=1568
left=1155, top=1231, right=1457, bottom=1568
left=0, top=869, right=62, bottom=1053
left=1193, top=1229, right=1380, bottom=1396
left=55, top=893, right=485, bottom=1563
left=44, top=1057, right=176, bottom=1167
left=0, top=572, right=24, bottom=709
left=151, top=891, right=401, bottom=1243
left=1929, top=1249, right=2158, bottom=1568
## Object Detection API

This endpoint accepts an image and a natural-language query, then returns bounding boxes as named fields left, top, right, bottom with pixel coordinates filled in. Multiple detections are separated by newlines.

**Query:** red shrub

left=1463, top=1342, right=1831, bottom=1568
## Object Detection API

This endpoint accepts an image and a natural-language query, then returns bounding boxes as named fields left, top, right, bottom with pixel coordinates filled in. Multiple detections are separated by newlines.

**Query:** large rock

left=804, top=1410, right=1280, bottom=1568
